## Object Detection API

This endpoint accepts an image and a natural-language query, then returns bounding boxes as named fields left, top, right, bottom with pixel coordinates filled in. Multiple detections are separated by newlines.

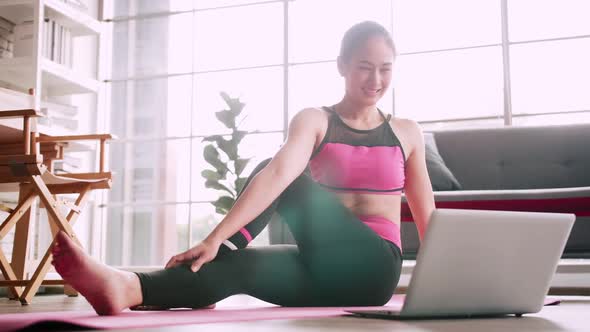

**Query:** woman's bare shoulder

left=293, top=107, right=330, bottom=122
left=389, top=116, right=424, bottom=156
left=290, top=107, right=330, bottom=132
left=392, top=116, right=422, bottom=134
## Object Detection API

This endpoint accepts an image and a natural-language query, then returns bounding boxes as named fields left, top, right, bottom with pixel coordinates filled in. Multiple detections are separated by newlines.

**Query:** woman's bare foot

left=51, top=231, right=143, bottom=315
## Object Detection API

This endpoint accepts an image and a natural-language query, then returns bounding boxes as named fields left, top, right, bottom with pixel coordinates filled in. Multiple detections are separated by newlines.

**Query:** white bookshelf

left=0, top=0, right=99, bottom=36
left=43, top=0, right=100, bottom=36
left=0, top=0, right=101, bottom=97
left=0, top=0, right=103, bottom=273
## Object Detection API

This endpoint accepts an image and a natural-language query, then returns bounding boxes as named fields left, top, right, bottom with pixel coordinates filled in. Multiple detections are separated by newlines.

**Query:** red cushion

left=401, top=197, right=590, bottom=222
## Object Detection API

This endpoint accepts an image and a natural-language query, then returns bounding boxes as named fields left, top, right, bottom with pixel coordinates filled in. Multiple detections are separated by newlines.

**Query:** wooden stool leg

left=64, top=284, right=78, bottom=297
left=0, top=189, right=36, bottom=300
left=9, top=186, right=34, bottom=300
left=20, top=177, right=90, bottom=303
left=0, top=250, right=22, bottom=299
left=46, top=196, right=78, bottom=297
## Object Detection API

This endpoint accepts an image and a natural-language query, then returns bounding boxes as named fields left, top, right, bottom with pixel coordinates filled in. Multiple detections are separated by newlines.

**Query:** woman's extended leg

left=138, top=245, right=315, bottom=308
left=135, top=168, right=402, bottom=308
left=53, top=161, right=402, bottom=314
left=52, top=231, right=314, bottom=313
left=51, top=159, right=299, bottom=314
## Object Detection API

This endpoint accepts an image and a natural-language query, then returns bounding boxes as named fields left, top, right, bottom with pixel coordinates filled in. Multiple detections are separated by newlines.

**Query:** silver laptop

left=347, top=208, right=575, bottom=319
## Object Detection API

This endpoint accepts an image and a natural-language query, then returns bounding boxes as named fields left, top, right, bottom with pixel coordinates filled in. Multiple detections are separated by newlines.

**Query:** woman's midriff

left=335, top=192, right=402, bottom=224
left=334, top=192, right=403, bottom=249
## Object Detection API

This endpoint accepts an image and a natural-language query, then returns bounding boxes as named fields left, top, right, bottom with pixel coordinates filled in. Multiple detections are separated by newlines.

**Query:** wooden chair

left=0, top=109, right=113, bottom=304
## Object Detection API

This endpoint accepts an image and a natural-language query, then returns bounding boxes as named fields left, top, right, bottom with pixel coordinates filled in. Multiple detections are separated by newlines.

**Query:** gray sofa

left=270, top=123, right=590, bottom=259
left=400, top=123, right=590, bottom=259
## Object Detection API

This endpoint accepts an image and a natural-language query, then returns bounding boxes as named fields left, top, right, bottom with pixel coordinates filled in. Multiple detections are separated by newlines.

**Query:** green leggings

left=136, top=161, right=403, bottom=308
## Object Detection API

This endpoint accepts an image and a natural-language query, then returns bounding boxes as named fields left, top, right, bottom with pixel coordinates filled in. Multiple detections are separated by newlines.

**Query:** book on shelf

left=50, top=20, right=56, bottom=61
left=38, top=98, right=79, bottom=133
left=42, top=18, right=50, bottom=59
left=0, top=16, right=15, bottom=33
left=63, top=27, right=71, bottom=66
left=37, top=114, right=78, bottom=131
left=0, top=49, right=12, bottom=59
left=0, top=36, right=15, bottom=52
left=0, top=26, right=16, bottom=42
left=41, top=99, right=78, bottom=117
left=10, top=18, right=72, bottom=67
left=65, top=29, right=71, bottom=66
left=43, top=19, right=72, bottom=66
left=37, top=114, right=79, bottom=131
left=53, top=155, right=83, bottom=174
left=53, top=161, right=79, bottom=174
left=0, top=17, right=15, bottom=58
left=0, top=87, right=80, bottom=137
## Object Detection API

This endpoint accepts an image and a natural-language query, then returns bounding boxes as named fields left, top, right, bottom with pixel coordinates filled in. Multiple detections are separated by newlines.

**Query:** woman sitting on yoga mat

left=51, top=21, right=435, bottom=315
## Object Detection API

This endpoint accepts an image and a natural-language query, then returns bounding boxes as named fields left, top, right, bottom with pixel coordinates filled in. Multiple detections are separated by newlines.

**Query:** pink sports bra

left=308, top=106, right=406, bottom=195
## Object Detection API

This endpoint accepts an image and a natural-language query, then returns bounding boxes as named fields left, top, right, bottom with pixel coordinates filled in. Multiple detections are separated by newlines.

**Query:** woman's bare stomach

left=333, top=192, right=402, bottom=226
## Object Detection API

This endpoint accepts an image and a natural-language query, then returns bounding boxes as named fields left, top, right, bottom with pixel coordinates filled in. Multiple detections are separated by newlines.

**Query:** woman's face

left=339, top=35, right=394, bottom=107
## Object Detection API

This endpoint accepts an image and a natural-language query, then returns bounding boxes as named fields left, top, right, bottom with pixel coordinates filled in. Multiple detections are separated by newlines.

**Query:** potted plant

left=201, top=92, right=252, bottom=215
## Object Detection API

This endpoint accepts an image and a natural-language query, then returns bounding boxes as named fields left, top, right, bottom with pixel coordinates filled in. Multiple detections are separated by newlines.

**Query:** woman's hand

left=165, top=238, right=221, bottom=272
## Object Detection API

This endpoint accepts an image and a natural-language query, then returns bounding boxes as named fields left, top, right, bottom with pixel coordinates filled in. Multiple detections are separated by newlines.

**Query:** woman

left=51, top=21, right=435, bottom=315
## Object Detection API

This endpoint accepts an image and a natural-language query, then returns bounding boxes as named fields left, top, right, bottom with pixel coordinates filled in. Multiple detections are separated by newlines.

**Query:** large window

left=103, top=0, right=590, bottom=266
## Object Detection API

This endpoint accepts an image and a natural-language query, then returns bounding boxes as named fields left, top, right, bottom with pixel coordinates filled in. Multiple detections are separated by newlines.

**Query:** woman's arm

left=166, top=109, right=323, bottom=271
left=402, top=120, right=435, bottom=242
left=205, top=109, right=321, bottom=245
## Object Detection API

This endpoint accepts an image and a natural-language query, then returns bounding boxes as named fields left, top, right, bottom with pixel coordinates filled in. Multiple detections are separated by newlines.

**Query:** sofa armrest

left=401, top=186, right=590, bottom=221
left=400, top=186, right=590, bottom=259
left=433, top=186, right=590, bottom=200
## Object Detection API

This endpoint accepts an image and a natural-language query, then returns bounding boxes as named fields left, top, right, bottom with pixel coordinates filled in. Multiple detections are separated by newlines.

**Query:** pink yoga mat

left=0, top=296, right=560, bottom=332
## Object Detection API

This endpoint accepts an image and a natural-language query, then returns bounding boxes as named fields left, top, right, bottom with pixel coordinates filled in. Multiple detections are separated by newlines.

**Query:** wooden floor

left=1, top=293, right=589, bottom=332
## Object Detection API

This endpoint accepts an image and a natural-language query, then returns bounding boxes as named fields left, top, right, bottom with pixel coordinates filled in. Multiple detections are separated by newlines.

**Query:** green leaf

left=234, top=177, right=248, bottom=195
left=215, top=110, right=236, bottom=129
left=201, top=169, right=222, bottom=181
left=204, top=135, right=238, bottom=160
left=230, top=100, right=245, bottom=117
left=213, top=195, right=235, bottom=215
left=220, top=91, right=232, bottom=105
left=205, top=180, right=234, bottom=196
left=215, top=206, right=228, bottom=215
left=234, top=158, right=250, bottom=177
left=213, top=196, right=235, bottom=211
left=203, top=145, right=229, bottom=177
left=232, top=130, right=248, bottom=145
left=218, top=138, right=238, bottom=161
left=220, top=91, right=245, bottom=117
